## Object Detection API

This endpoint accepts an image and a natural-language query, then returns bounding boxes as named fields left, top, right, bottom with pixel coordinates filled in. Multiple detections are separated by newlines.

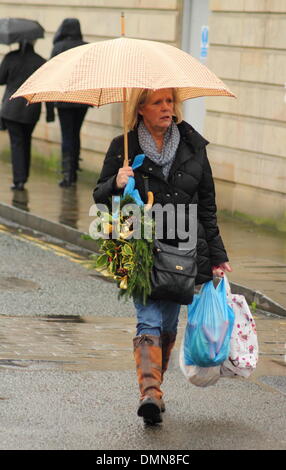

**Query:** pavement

left=0, top=219, right=285, bottom=451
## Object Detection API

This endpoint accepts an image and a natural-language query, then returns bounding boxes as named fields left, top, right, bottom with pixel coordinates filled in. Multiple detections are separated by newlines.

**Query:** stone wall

left=0, top=0, right=182, bottom=173
left=1, top=0, right=285, bottom=224
left=204, top=0, right=286, bottom=221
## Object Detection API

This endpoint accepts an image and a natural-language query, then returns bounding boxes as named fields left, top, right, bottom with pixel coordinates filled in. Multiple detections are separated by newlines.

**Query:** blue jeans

left=134, top=298, right=181, bottom=337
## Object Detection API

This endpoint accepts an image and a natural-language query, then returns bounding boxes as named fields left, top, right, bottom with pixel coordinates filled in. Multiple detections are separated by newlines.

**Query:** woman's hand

left=212, top=262, right=232, bottom=278
left=115, top=166, right=134, bottom=189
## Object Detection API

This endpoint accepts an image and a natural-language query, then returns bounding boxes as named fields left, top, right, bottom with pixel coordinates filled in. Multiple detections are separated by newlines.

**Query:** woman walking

left=50, top=18, right=89, bottom=187
left=93, top=88, right=232, bottom=425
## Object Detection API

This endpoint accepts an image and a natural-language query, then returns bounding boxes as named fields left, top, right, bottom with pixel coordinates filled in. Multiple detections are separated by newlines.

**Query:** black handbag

left=142, top=176, right=197, bottom=305
left=150, top=239, right=197, bottom=305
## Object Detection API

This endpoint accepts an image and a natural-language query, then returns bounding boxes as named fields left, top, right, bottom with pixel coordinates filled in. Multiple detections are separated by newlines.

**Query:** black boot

left=59, top=153, right=76, bottom=188
left=11, top=182, right=25, bottom=191
left=59, top=176, right=75, bottom=188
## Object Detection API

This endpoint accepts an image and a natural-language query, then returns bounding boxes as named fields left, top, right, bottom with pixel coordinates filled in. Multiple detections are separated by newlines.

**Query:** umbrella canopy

left=12, top=36, right=235, bottom=105
left=0, top=18, right=44, bottom=45
left=12, top=36, right=235, bottom=165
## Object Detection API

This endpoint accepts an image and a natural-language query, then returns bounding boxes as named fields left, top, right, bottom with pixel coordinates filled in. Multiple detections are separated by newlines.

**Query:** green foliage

left=250, top=301, right=257, bottom=314
left=118, top=237, right=154, bottom=305
left=89, top=195, right=155, bottom=305
left=81, top=234, right=93, bottom=240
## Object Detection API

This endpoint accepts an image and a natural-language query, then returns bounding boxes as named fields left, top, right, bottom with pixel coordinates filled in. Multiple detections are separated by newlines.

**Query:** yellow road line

left=0, top=223, right=88, bottom=265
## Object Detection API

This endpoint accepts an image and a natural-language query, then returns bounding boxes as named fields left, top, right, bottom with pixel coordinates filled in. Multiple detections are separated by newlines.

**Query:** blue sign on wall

left=200, top=25, right=209, bottom=59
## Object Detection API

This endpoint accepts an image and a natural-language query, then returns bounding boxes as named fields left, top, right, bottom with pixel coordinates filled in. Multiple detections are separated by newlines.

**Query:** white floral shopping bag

left=221, top=276, right=259, bottom=378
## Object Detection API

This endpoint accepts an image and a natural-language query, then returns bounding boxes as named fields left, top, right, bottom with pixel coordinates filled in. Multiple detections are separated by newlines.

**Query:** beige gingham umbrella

left=12, top=36, right=235, bottom=164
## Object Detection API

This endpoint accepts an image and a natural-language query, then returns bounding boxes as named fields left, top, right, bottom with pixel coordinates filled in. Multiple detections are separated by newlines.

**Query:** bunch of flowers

left=89, top=195, right=155, bottom=305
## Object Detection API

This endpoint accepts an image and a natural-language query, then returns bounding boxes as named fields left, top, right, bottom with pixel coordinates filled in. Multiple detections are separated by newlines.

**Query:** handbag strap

left=142, top=175, right=149, bottom=202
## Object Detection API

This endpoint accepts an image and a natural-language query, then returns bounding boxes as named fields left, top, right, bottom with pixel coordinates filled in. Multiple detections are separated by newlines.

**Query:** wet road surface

left=0, top=158, right=285, bottom=309
left=0, top=219, right=285, bottom=450
left=0, top=310, right=285, bottom=450
left=0, top=221, right=285, bottom=383
left=0, top=313, right=285, bottom=380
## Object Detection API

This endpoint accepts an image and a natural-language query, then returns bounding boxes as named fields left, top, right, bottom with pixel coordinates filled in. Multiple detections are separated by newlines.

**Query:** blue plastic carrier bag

left=183, top=277, right=235, bottom=367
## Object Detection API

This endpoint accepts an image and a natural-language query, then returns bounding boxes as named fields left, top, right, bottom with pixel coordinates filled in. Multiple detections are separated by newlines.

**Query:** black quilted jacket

left=93, top=120, right=229, bottom=285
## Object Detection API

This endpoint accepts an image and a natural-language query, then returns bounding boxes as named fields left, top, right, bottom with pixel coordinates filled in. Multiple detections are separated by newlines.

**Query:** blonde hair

left=126, top=88, right=183, bottom=131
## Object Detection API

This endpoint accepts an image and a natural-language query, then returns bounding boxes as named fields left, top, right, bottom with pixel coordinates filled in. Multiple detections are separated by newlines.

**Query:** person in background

left=0, top=40, right=54, bottom=191
left=50, top=18, right=89, bottom=187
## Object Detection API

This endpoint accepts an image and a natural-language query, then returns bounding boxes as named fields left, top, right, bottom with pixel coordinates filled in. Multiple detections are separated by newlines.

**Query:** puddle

left=0, top=315, right=136, bottom=371
left=43, top=315, right=85, bottom=323
left=0, top=276, right=40, bottom=291
left=0, top=313, right=284, bottom=379
left=0, top=157, right=95, bottom=233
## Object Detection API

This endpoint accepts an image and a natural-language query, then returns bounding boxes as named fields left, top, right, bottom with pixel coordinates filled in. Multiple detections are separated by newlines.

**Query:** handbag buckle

left=176, top=265, right=184, bottom=271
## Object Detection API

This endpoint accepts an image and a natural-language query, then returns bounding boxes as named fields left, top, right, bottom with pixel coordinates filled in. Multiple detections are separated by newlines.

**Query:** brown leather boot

left=133, top=334, right=163, bottom=425
left=160, top=332, right=177, bottom=412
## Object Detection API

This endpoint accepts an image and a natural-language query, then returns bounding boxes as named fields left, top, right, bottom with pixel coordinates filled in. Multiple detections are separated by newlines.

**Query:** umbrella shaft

left=123, top=88, right=128, bottom=167
left=121, top=12, right=125, bottom=37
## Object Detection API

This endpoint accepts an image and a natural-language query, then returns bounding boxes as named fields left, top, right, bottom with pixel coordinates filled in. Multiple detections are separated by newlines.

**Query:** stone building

left=0, top=0, right=285, bottom=226
left=206, top=0, right=286, bottom=228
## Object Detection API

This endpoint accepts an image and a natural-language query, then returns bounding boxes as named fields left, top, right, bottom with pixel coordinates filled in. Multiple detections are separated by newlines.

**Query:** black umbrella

left=0, top=18, right=44, bottom=45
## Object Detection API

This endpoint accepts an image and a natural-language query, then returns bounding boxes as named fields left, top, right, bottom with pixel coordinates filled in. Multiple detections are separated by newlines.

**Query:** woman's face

left=138, top=88, right=174, bottom=134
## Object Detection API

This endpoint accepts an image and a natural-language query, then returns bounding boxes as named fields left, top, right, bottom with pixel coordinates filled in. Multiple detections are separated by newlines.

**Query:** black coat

left=93, top=121, right=229, bottom=285
left=51, top=18, right=89, bottom=110
left=0, top=43, right=53, bottom=125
